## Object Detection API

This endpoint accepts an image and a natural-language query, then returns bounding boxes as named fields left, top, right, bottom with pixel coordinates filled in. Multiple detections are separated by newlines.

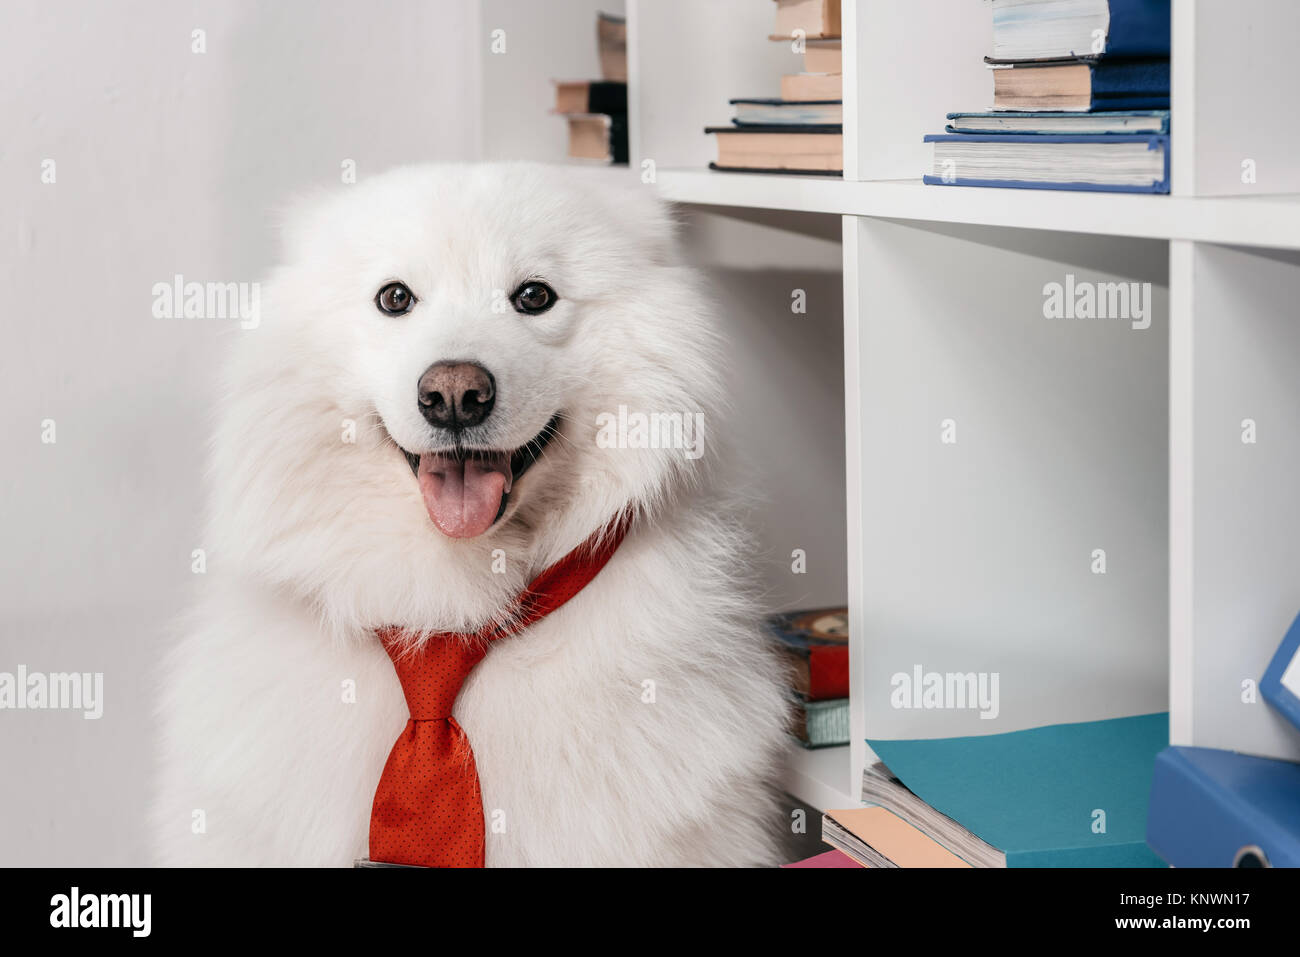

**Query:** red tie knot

left=378, top=630, right=489, bottom=720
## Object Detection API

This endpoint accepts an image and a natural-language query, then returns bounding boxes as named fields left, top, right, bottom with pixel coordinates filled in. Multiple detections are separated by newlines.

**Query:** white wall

left=675, top=209, right=847, bottom=613
left=626, top=0, right=850, bottom=609
left=0, top=0, right=480, bottom=866
left=633, top=0, right=796, bottom=170
left=480, top=0, right=624, bottom=161
left=855, top=220, right=1170, bottom=740
left=1173, top=0, right=1300, bottom=196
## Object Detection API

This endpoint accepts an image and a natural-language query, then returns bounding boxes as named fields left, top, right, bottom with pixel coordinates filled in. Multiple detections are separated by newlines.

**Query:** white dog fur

left=152, top=163, right=791, bottom=867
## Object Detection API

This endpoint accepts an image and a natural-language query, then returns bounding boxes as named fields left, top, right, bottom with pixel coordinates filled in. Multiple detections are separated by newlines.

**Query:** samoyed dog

left=153, top=163, right=791, bottom=867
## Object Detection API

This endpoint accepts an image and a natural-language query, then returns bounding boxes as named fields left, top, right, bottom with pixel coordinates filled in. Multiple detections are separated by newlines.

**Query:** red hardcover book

left=766, top=607, right=849, bottom=701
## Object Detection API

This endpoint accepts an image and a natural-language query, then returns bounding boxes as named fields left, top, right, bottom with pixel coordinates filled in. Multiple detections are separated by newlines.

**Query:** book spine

left=1088, top=59, right=1170, bottom=97
left=607, top=113, right=628, bottom=165
left=799, top=698, right=851, bottom=747
left=807, top=645, right=850, bottom=700
left=585, top=82, right=627, bottom=115
left=1103, top=0, right=1172, bottom=58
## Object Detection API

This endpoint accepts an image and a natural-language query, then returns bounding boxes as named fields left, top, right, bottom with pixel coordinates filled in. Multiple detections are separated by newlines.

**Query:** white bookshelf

left=483, top=0, right=1300, bottom=811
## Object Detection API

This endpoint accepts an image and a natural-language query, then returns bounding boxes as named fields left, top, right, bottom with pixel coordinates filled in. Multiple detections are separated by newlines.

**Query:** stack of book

left=768, top=607, right=850, bottom=749
left=706, top=0, right=843, bottom=175
left=552, top=12, right=628, bottom=165
left=924, top=0, right=1170, bottom=193
left=820, top=713, right=1169, bottom=867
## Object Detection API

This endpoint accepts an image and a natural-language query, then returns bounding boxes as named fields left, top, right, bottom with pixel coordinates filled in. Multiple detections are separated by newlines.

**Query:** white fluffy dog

left=153, top=163, right=790, bottom=867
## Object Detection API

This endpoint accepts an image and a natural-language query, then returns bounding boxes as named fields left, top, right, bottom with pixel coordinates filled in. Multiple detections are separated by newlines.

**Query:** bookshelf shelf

left=657, top=169, right=1300, bottom=250
left=780, top=745, right=856, bottom=813
left=656, top=169, right=859, bottom=216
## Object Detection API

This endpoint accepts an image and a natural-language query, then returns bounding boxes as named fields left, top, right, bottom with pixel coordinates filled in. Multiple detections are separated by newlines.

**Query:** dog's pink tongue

left=417, top=452, right=512, bottom=538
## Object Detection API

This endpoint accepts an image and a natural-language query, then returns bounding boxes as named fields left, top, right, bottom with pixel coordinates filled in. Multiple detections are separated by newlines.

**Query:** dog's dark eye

left=511, top=281, right=557, bottom=316
left=375, top=282, right=416, bottom=316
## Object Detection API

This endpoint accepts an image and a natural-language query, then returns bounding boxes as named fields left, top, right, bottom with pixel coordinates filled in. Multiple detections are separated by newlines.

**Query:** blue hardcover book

left=994, top=58, right=1169, bottom=112
left=1146, top=746, right=1300, bottom=867
left=990, top=0, right=1170, bottom=62
left=945, top=110, right=1169, bottom=135
left=1261, top=609, right=1300, bottom=733
left=869, top=713, right=1169, bottom=867
left=1099, top=0, right=1172, bottom=58
left=1082, top=59, right=1169, bottom=109
left=923, top=132, right=1170, bottom=193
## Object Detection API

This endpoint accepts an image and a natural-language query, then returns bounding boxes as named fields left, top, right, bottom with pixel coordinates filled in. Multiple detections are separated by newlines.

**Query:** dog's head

left=210, top=163, right=722, bottom=631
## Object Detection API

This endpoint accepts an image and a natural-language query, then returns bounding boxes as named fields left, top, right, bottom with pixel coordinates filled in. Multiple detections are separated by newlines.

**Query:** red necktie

left=367, top=513, right=632, bottom=867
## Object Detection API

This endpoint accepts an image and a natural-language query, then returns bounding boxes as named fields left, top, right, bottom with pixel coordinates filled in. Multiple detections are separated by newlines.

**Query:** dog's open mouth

left=396, top=412, right=561, bottom=539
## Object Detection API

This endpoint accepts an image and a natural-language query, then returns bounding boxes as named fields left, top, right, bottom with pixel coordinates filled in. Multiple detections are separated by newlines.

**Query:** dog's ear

left=592, top=180, right=680, bottom=266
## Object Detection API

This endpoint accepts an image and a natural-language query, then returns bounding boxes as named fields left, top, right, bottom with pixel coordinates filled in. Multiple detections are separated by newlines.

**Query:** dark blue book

left=924, top=132, right=1170, bottom=193
left=990, top=0, right=1170, bottom=62
left=1261, top=609, right=1300, bottom=733
left=994, top=58, right=1169, bottom=112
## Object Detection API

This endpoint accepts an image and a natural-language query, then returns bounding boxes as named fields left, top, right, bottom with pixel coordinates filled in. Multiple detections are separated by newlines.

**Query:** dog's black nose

left=417, top=361, right=495, bottom=431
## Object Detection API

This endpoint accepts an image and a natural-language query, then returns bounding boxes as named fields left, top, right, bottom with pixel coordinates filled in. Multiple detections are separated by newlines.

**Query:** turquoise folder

left=869, top=712, right=1168, bottom=867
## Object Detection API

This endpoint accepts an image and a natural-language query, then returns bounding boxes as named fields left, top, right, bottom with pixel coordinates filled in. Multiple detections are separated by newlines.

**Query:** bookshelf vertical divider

left=1167, top=0, right=1300, bottom=764
left=1166, top=0, right=1196, bottom=754
left=840, top=0, right=867, bottom=807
